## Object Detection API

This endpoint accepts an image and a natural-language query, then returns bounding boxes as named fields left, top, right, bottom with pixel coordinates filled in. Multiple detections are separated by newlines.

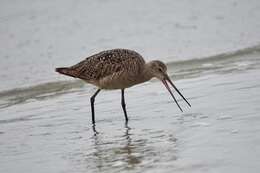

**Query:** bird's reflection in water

left=90, top=122, right=143, bottom=171
left=92, top=124, right=99, bottom=136
left=118, top=122, right=141, bottom=166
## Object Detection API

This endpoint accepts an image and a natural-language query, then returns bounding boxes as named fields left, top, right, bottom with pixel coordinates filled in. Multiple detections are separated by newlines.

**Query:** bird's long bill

left=162, top=79, right=183, bottom=112
left=162, top=75, right=191, bottom=111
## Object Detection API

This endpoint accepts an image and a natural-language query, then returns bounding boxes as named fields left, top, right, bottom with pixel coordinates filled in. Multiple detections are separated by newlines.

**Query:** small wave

left=167, top=44, right=260, bottom=80
left=168, top=44, right=260, bottom=67
left=0, top=80, right=85, bottom=109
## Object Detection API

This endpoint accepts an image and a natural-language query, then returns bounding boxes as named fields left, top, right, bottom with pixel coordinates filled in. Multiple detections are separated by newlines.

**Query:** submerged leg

left=121, top=89, right=128, bottom=122
left=90, top=89, right=101, bottom=124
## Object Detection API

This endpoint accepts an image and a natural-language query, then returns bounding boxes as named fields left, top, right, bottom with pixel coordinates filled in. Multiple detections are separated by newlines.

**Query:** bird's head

left=147, top=60, right=191, bottom=112
left=147, top=60, right=168, bottom=80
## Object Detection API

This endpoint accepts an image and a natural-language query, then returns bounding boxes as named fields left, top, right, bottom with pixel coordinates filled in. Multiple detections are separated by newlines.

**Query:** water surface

left=1, top=0, right=260, bottom=172
left=1, top=47, right=260, bottom=173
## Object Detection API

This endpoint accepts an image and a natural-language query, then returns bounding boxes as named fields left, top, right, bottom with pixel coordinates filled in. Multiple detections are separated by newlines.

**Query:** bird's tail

left=55, top=67, right=77, bottom=78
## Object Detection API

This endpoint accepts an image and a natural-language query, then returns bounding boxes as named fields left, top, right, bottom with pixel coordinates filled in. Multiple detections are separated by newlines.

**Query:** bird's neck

left=139, top=63, right=154, bottom=82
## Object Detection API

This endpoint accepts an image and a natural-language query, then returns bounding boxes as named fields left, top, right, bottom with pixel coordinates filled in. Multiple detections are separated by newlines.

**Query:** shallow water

left=1, top=0, right=260, bottom=172
left=1, top=47, right=260, bottom=173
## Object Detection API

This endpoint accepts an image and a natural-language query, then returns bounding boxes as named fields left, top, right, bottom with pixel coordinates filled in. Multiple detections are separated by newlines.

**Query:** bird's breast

left=90, top=71, right=147, bottom=90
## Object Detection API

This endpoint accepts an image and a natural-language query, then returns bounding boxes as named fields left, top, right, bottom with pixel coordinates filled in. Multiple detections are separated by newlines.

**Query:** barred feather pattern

left=66, top=49, right=147, bottom=89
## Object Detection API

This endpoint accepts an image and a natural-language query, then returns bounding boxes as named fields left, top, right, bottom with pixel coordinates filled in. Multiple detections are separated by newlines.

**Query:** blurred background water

left=1, top=0, right=260, bottom=91
left=1, top=0, right=260, bottom=173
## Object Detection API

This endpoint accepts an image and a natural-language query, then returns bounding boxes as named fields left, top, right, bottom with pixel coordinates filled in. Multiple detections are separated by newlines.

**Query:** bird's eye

left=158, top=68, right=163, bottom=72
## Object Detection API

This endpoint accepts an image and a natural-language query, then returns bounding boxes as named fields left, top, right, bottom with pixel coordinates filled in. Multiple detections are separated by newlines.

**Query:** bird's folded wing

left=69, top=49, right=145, bottom=81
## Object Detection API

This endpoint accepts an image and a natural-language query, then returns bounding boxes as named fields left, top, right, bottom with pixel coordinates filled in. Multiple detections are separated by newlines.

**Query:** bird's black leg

left=90, top=89, right=101, bottom=124
left=121, top=89, right=128, bottom=122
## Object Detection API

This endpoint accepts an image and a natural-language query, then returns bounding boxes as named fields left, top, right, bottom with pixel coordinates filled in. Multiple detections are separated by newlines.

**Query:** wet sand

left=1, top=48, right=260, bottom=173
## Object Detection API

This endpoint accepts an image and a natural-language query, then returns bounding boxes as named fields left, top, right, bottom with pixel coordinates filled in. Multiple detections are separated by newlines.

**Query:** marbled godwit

left=56, top=49, right=191, bottom=124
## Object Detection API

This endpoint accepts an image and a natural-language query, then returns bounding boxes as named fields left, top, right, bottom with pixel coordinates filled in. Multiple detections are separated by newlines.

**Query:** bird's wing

left=69, top=49, right=145, bottom=81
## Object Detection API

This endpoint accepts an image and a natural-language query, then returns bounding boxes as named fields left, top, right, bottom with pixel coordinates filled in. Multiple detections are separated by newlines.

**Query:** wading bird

left=56, top=49, right=191, bottom=124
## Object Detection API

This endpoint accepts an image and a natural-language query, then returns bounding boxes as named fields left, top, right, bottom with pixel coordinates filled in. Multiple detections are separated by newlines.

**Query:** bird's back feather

left=59, top=49, right=145, bottom=81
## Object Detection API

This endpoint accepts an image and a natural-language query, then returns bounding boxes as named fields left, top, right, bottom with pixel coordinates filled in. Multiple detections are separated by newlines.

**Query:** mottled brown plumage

left=56, top=48, right=191, bottom=124
left=56, top=49, right=147, bottom=89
